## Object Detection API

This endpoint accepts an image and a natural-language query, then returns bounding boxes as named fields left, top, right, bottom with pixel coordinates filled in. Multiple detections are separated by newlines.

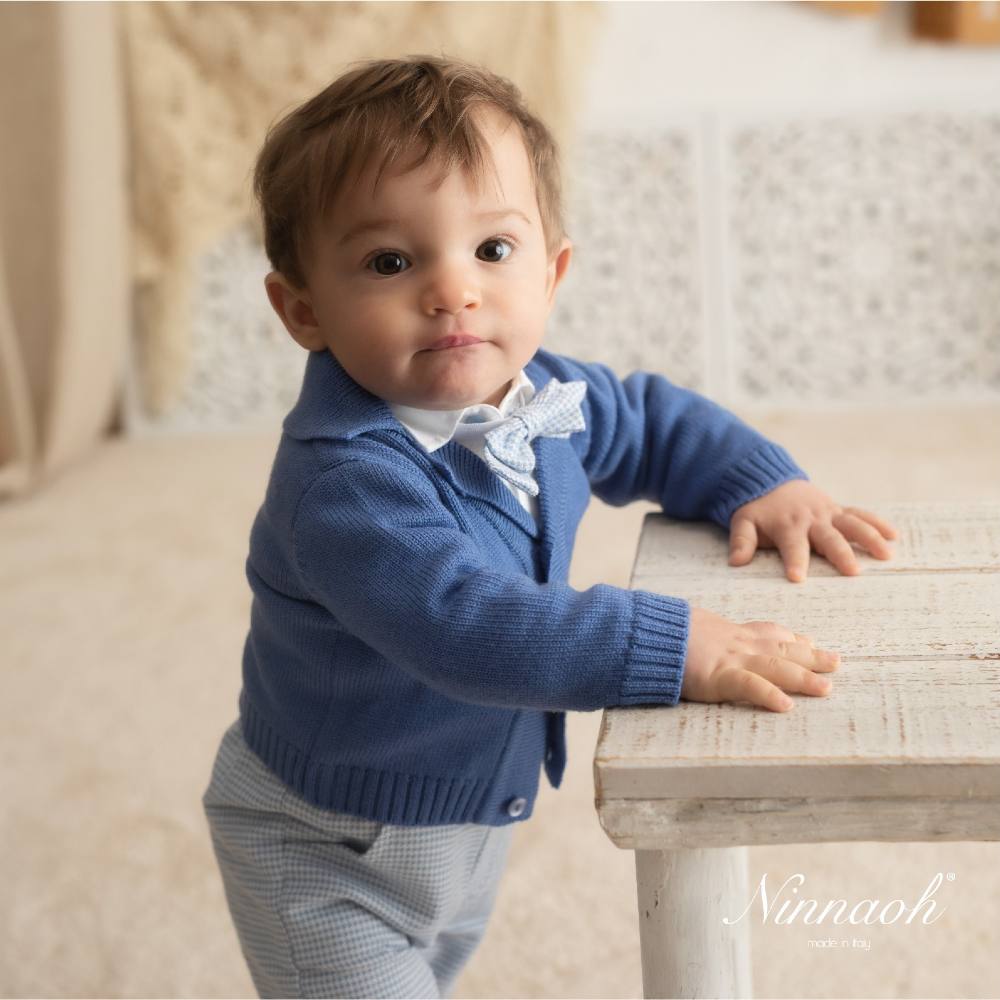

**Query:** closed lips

left=427, top=334, right=482, bottom=350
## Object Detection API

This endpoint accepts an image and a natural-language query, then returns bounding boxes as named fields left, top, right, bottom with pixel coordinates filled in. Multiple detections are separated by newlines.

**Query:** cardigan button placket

left=505, top=796, right=527, bottom=818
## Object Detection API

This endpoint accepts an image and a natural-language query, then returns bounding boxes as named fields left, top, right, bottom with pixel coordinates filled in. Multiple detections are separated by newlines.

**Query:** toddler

left=202, top=54, right=898, bottom=999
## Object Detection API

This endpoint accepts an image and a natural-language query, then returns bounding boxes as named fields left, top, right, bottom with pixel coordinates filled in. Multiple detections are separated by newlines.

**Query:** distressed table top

left=593, top=501, right=1000, bottom=849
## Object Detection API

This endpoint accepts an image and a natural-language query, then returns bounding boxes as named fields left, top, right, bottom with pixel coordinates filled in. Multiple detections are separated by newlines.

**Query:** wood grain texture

left=599, top=796, right=1000, bottom=849
left=631, top=500, right=1000, bottom=583
left=629, top=574, right=1000, bottom=661
left=594, top=657, right=1000, bottom=799
left=595, top=501, right=1000, bottom=846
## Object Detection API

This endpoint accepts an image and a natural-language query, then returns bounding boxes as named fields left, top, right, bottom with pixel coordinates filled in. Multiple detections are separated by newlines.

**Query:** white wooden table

left=594, top=500, right=1000, bottom=1000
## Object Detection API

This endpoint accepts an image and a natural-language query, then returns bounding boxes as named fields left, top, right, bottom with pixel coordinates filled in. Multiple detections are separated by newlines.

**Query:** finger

left=745, top=621, right=821, bottom=650
left=743, top=625, right=837, bottom=678
left=843, top=507, right=900, bottom=542
left=776, top=529, right=812, bottom=583
left=729, top=518, right=759, bottom=566
left=752, top=638, right=841, bottom=673
left=809, top=522, right=860, bottom=576
left=744, top=620, right=800, bottom=644
left=717, top=667, right=795, bottom=713
left=744, top=652, right=835, bottom=698
left=836, top=511, right=896, bottom=560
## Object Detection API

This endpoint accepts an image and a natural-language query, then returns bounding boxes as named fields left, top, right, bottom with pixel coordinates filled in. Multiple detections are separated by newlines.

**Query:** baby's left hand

left=728, top=479, right=899, bottom=583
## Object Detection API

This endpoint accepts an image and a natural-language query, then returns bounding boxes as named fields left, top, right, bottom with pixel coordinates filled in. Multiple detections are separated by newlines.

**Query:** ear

left=544, top=237, right=573, bottom=310
left=264, top=271, right=326, bottom=352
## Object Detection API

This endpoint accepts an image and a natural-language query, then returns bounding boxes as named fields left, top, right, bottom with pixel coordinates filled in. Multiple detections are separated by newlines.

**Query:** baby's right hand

left=680, top=605, right=840, bottom=712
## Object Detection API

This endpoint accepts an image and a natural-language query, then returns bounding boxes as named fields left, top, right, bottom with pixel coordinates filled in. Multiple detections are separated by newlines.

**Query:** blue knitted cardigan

left=238, top=346, right=808, bottom=827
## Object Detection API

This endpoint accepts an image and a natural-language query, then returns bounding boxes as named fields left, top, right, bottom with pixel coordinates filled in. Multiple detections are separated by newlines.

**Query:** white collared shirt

left=388, top=370, right=539, bottom=523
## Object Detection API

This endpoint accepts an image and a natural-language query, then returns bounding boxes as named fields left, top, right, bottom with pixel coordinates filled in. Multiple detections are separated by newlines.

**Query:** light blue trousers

left=201, top=719, right=515, bottom=999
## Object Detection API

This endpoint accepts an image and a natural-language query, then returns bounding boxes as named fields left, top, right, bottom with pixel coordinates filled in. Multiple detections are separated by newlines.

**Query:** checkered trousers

left=201, top=719, right=515, bottom=998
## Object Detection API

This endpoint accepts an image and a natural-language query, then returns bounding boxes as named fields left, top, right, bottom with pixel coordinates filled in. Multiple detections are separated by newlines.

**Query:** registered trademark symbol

left=947, top=872, right=956, bottom=881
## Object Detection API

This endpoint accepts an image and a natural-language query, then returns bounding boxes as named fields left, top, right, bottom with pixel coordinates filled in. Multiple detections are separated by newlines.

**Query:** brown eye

left=476, top=237, right=515, bottom=263
left=368, top=252, right=409, bottom=276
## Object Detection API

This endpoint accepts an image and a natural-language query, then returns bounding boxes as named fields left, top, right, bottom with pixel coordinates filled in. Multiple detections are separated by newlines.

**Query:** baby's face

left=266, top=107, right=571, bottom=410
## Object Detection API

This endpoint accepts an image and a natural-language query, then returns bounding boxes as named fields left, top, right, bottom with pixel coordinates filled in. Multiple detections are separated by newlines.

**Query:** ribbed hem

left=239, top=692, right=490, bottom=825
left=618, top=590, right=690, bottom=706
left=707, top=441, right=809, bottom=530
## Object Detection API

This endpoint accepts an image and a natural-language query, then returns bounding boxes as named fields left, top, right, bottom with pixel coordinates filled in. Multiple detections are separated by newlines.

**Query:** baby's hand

left=729, top=480, right=899, bottom=583
left=680, top=605, right=840, bottom=712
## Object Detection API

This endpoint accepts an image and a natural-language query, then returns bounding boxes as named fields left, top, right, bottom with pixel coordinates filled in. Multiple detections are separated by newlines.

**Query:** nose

left=420, top=257, right=482, bottom=317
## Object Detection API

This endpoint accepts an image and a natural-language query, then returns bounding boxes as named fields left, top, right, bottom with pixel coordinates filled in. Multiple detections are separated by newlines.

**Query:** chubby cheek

left=511, top=294, right=551, bottom=341
left=338, top=285, right=396, bottom=326
left=500, top=269, right=550, bottom=321
left=322, top=291, right=402, bottom=351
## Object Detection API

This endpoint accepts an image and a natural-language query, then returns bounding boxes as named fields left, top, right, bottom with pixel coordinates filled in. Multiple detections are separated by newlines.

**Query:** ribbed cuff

left=707, top=441, right=809, bottom=530
left=618, top=590, right=690, bottom=706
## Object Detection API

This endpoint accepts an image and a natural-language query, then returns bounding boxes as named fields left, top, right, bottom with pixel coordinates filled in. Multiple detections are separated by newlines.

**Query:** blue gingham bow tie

left=482, top=378, right=587, bottom=496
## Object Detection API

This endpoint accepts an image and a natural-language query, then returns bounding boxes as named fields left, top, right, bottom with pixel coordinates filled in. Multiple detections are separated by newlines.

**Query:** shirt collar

left=282, top=348, right=547, bottom=445
left=387, top=369, right=536, bottom=453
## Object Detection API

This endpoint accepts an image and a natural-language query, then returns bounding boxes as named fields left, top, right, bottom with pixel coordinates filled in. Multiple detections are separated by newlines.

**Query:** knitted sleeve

left=291, top=456, right=690, bottom=712
left=537, top=350, right=810, bottom=528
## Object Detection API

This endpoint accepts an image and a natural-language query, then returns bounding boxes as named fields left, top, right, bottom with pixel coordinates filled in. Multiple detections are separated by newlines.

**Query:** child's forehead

left=344, top=129, right=529, bottom=215
left=369, top=143, right=501, bottom=194
left=365, top=167, right=498, bottom=213
left=313, top=111, right=538, bottom=251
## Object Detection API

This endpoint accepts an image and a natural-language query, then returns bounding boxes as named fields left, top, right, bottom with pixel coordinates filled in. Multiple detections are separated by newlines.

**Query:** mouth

left=424, top=334, right=484, bottom=351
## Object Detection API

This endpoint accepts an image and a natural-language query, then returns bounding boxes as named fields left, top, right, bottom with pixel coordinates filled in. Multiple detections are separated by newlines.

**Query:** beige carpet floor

left=2, top=403, right=999, bottom=998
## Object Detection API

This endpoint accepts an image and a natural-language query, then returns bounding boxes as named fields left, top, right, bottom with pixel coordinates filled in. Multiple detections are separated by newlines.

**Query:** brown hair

left=251, top=54, right=566, bottom=291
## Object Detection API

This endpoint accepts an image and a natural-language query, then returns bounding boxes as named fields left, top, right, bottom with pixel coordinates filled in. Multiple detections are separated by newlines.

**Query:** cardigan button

left=506, top=796, right=527, bottom=818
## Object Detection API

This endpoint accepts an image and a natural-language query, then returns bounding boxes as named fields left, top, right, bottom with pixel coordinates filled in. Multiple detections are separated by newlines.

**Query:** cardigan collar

left=281, top=347, right=563, bottom=550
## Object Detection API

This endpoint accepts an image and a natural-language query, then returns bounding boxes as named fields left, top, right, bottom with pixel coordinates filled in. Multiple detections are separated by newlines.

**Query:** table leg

left=634, top=845, right=753, bottom=999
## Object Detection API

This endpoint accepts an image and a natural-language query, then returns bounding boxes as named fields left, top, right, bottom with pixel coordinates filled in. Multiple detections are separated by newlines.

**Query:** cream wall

left=578, top=1, right=1000, bottom=121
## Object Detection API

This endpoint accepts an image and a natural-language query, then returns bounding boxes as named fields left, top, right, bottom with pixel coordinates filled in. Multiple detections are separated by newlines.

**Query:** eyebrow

left=337, top=208, right=533, bottom=246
